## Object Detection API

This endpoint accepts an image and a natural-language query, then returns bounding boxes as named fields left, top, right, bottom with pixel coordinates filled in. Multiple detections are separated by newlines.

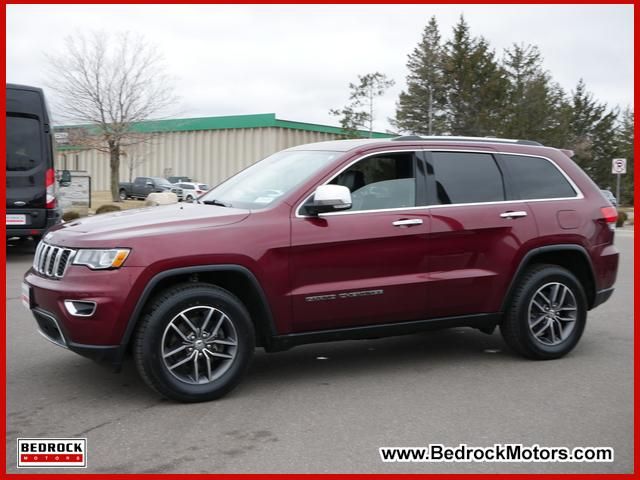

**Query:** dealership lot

left=5, top=229, right=634, bottom=473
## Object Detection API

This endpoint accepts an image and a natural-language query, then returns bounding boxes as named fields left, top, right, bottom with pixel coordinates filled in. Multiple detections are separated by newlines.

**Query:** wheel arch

left=116, top=265, right=277, bottom=366
left=501, top=244, right=597, bottom=313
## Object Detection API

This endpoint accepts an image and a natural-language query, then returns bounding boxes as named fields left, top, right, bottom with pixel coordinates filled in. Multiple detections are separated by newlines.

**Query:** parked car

left=176, top=182, right=210, bottom=202
left=119, top=176, right=184, bottom=201
left=600, top=189, right=617, bottom=207
left=6, top=84, right=62, bottom=241
left=167, top=176, right=192, bottom=184
left=23, top=136, right=619, bottom=402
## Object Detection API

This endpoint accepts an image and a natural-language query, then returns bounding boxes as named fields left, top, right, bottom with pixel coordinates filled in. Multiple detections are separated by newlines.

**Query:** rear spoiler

left=559, top=148, right=575, bottom=158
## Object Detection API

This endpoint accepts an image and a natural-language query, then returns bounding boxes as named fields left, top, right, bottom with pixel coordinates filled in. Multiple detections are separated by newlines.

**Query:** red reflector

left=30, top=229, right=39, bottom=235
left=601, top=206, right=618, bottom=223
left=45, top=168, right=56, bottom=209
left=196, top=190, right=203, bottom=194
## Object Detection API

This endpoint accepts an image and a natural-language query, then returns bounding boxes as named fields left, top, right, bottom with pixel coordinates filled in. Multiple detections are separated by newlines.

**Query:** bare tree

left=46, top=31, right=177, bottom=201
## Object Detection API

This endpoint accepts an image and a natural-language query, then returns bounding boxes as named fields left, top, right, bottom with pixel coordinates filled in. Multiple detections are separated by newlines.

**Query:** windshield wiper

left=202, top=199, right=232, bottom=207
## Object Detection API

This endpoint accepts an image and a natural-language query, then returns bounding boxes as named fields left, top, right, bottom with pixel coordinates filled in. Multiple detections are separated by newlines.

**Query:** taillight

left=45, top=168, right=57, bottom=209
left=601, top=206, right=618, bottom=229
left=196, top=190, right=203, bottom=195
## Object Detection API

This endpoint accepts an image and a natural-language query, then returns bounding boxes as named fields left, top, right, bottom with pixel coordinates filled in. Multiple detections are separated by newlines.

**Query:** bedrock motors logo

left=17, top=438, right=87, bottom=468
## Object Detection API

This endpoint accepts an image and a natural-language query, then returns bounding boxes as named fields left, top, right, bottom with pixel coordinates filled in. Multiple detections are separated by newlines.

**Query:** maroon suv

left=23, top=137, right=619, bottom=402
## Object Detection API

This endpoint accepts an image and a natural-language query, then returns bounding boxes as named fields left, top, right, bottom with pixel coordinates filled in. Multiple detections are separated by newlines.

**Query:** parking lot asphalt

left=5, top=229, right=635, bottom=474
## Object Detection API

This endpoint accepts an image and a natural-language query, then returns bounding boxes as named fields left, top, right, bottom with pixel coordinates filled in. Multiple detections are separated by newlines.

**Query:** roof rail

left=391, top=135, right=543, bottom=147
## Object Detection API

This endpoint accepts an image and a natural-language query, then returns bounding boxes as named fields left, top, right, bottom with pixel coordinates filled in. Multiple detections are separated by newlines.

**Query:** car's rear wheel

left=119, top=189, right=127, bottom=201
left=500, top=264, right=587, bottom=360
left=134, top=283, right=255, bottom=402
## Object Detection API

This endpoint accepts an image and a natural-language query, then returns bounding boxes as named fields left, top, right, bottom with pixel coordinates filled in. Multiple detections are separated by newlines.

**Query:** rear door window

left=7, top=116, right=41, bottom=172
left=429, top=152, right=505, bottom=204
left=502, top=154, right=577, bottom=200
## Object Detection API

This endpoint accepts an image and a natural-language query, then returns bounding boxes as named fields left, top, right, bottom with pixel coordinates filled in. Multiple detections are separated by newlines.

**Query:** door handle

left=392, top=219, right=423, bottom=227
left=500, top=211, right=528, bottom=219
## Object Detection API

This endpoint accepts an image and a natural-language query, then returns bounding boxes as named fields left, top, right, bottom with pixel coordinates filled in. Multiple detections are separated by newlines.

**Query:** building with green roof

left=56, top=113, right=393, bottom=191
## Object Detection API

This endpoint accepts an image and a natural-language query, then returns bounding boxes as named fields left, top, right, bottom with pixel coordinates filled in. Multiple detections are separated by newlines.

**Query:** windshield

left=7, top=116, right=42, bottom=172
left=200, top=150, right=339, bottom=209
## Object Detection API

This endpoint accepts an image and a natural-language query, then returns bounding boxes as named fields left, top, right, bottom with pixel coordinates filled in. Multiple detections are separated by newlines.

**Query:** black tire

left=500, top=264, right=587, bottom=360
left=119, top=189, right=127, bottom=201
left=134, top=283, right=255, bottom=402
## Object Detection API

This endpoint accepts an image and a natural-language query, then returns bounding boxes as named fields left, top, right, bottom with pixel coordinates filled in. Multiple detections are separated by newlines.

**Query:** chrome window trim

left=294, top=148, right=583, bottom=218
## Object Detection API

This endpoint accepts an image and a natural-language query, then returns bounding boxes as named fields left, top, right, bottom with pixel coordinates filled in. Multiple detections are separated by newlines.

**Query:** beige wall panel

left=57, top=127, right=343, bottom=191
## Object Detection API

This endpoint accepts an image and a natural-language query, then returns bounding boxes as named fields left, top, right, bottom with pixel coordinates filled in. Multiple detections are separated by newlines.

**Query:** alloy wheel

left=161, top=305, right=238, bottom=384
left=527, top=282, right=577, bottom=346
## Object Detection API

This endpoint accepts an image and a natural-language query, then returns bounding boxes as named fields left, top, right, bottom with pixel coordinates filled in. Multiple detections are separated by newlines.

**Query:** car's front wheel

left=500, top=264, right=587, bottom=360
left=134, top=283, right=255, bottom=402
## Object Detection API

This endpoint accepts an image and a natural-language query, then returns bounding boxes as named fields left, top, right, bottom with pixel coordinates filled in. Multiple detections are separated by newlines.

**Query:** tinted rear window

left=431, top=152, right=505, bottom=204
left=7, top=116, right=41, bottom=172
left=504, top=155, right=576, bottom=199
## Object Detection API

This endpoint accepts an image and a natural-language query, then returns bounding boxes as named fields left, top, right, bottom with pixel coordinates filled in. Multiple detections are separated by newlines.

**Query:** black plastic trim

left=267, top=313, right=501, bottom=352
left=500, top=244, right=597, bottom=312
left=115, top=264, right=277, bottom=368
left=592, top=287, right=614, bottom=309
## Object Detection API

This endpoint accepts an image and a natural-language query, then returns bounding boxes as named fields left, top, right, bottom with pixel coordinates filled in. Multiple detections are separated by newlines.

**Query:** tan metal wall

left=57, top=127, right=342, bottom=191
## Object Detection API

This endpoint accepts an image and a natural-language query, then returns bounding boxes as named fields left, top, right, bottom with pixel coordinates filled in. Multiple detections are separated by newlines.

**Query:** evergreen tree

left=441, top=16, right=508, bottom=136
left=394, top=16, right=447, bottom=135
left=615, top=108, right=634, bottom=204
left=330, top=72, right=395, bottom=138
left=566, top=80, right=619, bottom=190
left=499, top=44, right=569, bottom=146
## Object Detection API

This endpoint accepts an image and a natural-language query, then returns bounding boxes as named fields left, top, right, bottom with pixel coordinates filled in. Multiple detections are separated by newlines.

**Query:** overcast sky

left=7, top=4, right=634, bottom=132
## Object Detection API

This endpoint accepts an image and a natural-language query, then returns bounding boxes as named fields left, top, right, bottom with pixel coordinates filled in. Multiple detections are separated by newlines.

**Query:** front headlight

left=73, top=248, right=130, bottom=270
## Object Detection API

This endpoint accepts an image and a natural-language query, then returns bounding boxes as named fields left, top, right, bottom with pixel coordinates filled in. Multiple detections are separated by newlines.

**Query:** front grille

left=33, top=242, right=76, bottom=278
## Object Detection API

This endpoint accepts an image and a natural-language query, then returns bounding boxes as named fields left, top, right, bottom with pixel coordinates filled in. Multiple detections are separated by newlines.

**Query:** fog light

left=64, top=300, right=97, bottom=317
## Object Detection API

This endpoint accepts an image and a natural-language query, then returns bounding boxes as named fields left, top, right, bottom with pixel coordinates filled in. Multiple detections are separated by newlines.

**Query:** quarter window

left=327, top=153, right=417, bottom=212
left=430, top=152, right=505, bottom=204
left=503, top=155, right=576, bottom=199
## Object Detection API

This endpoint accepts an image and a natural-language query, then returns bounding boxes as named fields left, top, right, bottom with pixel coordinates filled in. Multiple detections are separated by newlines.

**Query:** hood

left=45, top=203, right=250, bottom=246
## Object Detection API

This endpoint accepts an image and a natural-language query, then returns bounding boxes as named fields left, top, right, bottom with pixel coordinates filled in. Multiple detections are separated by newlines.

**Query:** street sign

left=54, top=132, right=69, bottom=145
left=612, top=158, right=627, bottom=175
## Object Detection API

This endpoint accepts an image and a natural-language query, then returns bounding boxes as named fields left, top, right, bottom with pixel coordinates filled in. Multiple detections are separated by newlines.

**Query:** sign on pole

left=612, top=158, right=626, bottom=207
left=612, top=158, right=627, bottom=175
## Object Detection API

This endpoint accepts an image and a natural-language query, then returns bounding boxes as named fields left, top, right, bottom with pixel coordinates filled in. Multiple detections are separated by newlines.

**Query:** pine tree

left=499, top=44, right=569, bottom=146
left=330, top=72, right=395, bottom=138
left=566, top=80, right=619, bottom=190
left=394, top=16, right=447, bottom=135
left=441, top=16, right=508, bottom=136
left=615, top=108, right=634, bottom=204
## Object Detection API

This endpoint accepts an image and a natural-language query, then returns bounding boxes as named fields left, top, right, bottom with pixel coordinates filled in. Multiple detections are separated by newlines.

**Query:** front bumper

left=24, top=264, right=145, bottom=368
left=31, top=308, right=119, bottom=364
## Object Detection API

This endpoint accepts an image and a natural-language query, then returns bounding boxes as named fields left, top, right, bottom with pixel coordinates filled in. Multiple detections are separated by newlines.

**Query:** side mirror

left=305, top=184, right=352, bottom=216
left=58, top=170, right=71, bottom=187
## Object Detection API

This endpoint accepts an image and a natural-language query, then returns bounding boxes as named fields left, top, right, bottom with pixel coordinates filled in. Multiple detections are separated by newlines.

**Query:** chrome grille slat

left=40, top=245, right=50, bottom=272
left=44, top=246, right=55, bottom=275
left=33, top=242, right=76, bottom=279
left=33, top=242, right=43, bottom=271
